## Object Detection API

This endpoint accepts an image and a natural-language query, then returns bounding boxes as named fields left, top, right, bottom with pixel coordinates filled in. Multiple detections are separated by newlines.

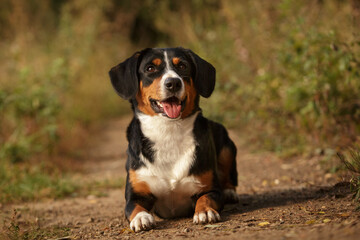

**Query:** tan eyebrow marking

left=172, top=57, right=180, bottom=65
left=152, top=58, right=162, bottom=66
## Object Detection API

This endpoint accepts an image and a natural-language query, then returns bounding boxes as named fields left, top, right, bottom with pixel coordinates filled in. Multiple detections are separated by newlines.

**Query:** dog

left=109, top=47, right=238, bottom=232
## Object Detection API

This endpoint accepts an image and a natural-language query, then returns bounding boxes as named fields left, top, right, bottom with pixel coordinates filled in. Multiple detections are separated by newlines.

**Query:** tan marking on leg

left=195, top=195, right=219, bottom=213
left=129, top=204, right=148, bottom=221
left=195, top=170, right=214, bottom=192
left=129, top=169, right=151, bottom=194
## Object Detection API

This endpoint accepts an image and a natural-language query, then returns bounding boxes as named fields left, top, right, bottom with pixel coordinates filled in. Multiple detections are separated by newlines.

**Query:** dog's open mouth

left=150, top=96, right=186, bottom=119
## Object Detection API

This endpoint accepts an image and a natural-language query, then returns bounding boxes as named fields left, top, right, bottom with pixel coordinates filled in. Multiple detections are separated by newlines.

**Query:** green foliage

left=277, top=30, right=360, bottom=129
left=0, top=80, right=61, bottom=163
left=0, top=163, right=78, bottom=203
left=251, top=28, right=360, bottom=152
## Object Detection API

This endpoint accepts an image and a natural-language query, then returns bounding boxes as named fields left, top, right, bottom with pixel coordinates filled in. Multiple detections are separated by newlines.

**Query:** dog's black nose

left=164, top=78, right=182, bottom=93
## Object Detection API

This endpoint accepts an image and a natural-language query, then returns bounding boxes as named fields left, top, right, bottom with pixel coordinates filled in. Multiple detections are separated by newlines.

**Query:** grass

left=1, top=209, right=71, bottom=240
left=0, top=163, right=78, bottom=204
left=0, top=160, right=125, bottom=204
left=338, top=147, right=360, bottom=207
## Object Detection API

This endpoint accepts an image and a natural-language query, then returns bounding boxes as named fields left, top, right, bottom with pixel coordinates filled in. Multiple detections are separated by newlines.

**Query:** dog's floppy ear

left=185, top=49, right=216, bottom=98
left=109, top=52, right=143, bottom=100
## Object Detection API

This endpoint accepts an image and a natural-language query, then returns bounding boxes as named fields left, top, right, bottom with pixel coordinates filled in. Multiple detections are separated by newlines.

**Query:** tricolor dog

left=109, top=47, right=238, bottom=232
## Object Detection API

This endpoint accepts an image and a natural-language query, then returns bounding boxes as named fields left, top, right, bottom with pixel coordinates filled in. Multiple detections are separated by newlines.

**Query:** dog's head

left=109, top=47, right=215, bottom=119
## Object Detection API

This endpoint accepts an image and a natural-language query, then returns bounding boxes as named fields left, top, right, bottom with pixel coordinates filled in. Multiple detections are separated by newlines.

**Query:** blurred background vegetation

left=0, top=0, right=359, bottom=203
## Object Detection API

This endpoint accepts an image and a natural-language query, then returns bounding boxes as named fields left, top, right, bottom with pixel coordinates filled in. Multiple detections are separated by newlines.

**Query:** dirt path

left=1, top=117, right=360, bottom=239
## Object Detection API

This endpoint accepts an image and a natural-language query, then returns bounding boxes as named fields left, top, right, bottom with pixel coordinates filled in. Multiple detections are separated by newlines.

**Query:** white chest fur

left=136, top=112, right=202, bottom=218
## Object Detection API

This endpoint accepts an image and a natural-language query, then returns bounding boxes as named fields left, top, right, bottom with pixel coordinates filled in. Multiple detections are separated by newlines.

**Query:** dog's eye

left=146, top=65, right=156, bottom=73
left=178, top=63, right=187, bottom=70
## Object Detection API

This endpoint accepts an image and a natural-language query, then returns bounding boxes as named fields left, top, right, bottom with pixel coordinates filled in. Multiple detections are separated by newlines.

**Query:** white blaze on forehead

left=160, top=51, right=185, bottom=99
left=163, top=51, right=180, bottom=78
left=164, top=51, right=171, bottom=71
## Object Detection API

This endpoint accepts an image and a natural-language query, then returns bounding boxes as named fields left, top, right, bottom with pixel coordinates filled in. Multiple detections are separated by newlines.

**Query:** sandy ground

left=1, top=116, right=360, bottom=239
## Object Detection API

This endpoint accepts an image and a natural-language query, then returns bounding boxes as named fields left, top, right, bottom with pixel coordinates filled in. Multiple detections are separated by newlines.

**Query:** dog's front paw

left=193, top=209, right=221, bottom=224
left=130, top=211, right=155, bottom=232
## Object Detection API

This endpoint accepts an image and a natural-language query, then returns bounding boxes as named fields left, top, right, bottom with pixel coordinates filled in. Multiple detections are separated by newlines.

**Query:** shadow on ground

left=222, top=182, right=352, bottom=219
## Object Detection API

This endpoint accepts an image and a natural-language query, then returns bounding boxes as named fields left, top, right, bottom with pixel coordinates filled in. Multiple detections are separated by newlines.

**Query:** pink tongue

left=162, top=101, right=182, bottom=118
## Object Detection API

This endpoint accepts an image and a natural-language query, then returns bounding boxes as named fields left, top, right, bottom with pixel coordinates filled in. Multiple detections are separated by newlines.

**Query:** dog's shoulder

left=193, top=114, right=232, bottom=150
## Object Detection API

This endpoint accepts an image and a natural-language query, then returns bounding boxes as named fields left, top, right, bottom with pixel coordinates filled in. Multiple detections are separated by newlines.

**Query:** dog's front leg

left=193, top=191, right=223, bottom=224
left=125, top=170, right=156, bottom=232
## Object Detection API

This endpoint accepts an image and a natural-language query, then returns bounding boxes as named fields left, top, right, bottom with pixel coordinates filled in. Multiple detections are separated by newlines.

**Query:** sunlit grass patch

left=0, top=160, right=126, bottom=204
left=0, top=163, right=78, bottom=204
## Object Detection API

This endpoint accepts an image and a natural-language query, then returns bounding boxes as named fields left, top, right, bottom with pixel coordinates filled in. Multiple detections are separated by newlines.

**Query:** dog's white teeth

left=154, top=100, right=163, bottom=108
